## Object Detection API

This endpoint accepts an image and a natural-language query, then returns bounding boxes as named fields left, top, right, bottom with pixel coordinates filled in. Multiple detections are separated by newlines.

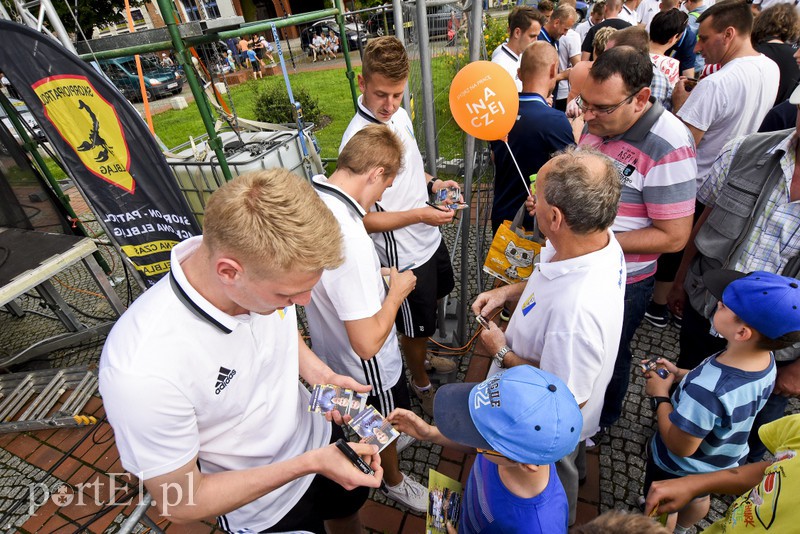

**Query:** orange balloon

left=449, top=61, right=519, bottom=141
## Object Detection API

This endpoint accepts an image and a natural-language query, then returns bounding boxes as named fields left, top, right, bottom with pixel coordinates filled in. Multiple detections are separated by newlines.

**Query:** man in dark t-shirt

left=581, top=0, right=631, bottom=60
left=490, top=42, right=574, bottom=234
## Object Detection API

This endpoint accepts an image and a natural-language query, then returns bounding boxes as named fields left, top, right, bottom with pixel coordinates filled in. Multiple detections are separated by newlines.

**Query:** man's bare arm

left=145, top=444, right=382, bottom=523
left=615, top=215, right=693, bottom=255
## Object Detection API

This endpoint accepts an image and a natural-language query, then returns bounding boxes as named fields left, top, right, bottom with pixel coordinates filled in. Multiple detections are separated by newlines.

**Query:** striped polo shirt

left=651, top=351, right=776, bottom=476
left=580, top=99, right=697, bottom=283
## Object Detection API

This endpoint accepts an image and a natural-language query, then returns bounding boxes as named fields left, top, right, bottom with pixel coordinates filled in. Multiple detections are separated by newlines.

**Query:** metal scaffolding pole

left=155, top=0, right=233, bottom=182
left=416, top=0, right=437, bottom=176
left=457, top=1, right=484, bottom=344
left=335, top=0, right=359, bottom=113
left=391, top=0, right=412, bottom=115
left=78, top=9, right=341, bottom=61
left=11, top=0, right=77, bottom=54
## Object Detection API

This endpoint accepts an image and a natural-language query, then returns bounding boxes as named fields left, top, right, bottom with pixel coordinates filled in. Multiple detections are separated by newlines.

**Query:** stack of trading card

left=309, top=384, right=367, bottom=418
left=309, top=384, right=399, bottom=452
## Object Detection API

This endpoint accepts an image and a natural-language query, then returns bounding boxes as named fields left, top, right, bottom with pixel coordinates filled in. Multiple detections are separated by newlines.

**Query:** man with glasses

left=577, top=46, right=697, bottom=440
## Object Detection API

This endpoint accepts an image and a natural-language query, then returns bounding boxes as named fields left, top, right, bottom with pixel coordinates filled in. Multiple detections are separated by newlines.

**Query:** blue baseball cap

left=434, top=366, right=583, bottom=465
left=703, top=269, right=800, bottom=339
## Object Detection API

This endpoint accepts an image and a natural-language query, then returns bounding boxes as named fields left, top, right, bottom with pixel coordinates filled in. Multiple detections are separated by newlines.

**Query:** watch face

left=650, top=397, right=669, bottom=411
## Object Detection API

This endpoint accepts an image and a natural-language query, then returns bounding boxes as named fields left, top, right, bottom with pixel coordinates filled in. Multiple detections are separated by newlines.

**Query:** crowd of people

left=96, top=0, right=800, bottom=532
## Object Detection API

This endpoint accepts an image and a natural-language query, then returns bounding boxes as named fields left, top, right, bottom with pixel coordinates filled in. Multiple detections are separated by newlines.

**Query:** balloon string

left=504, top=140, right=531, bottom=195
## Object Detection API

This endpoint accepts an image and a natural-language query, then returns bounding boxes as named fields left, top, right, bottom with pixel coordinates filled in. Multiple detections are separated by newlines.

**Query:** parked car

left=98, top=55, right=184, bottom=102
left=0, top=97, right=46, bottom=145
left=300, top=19, right=368, bottom=56
left=364, top=4, right=463, bottom=41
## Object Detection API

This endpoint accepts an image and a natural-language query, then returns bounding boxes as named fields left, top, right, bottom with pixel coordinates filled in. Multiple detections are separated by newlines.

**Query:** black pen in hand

left=425, top=201, right=448, bottom=212
left=335, top=438, right=386, bottom=491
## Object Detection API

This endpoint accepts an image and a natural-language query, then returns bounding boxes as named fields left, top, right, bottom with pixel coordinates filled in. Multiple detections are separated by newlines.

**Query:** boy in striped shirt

left=643, top=269, right=800, bottom=533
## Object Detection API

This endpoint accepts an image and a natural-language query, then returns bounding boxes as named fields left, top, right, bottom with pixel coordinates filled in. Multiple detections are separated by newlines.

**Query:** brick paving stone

left=434, top=459, right=462, bottom=483
left=4, top=433, right=42, bottom=461
left=400, top=512, right=427, bottom=534
left=362, top=500, right=404, bottom=533
left=25, top=444, right=64, bottom=473
left=72, top=431, right=114, bottom=467
left=440, top=446, right=465, bottom=463
left=50, top=455, right=83, bottom=482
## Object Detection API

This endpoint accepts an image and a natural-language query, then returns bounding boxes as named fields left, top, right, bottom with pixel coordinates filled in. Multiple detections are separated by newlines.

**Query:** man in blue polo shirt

left=491, top=41, right=575, bottom=235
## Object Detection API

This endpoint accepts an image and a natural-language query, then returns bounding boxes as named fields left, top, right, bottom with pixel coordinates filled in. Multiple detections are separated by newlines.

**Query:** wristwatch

left=427, top=178, right=439, bottom=196
left=493, top=346, right=511, bottom=368
left=650, top=396, right=671, bottom=412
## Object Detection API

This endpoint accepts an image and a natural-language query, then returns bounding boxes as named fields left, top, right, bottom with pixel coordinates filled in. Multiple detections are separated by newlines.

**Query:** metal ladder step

left=0, top=365, right=99, bottom=434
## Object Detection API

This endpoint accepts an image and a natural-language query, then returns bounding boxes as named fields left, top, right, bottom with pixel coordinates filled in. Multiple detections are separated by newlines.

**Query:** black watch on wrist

left=427, top=178, right=438, bottom=196
left=649, top=396, right=671, bottom=411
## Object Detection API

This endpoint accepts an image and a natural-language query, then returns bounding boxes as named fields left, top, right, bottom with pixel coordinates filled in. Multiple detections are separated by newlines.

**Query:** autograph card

left=309, top=384, right=367, bottom=417
left=349, top=405, right=399, bottom=452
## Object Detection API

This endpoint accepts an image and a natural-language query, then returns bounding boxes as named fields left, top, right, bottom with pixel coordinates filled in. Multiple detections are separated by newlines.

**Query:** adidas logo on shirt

left=215, top=366, right=237, bottom=395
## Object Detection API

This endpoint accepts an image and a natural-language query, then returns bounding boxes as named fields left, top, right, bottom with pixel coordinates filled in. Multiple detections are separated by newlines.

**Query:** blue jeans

left=599, top=276, right=654, bottom=428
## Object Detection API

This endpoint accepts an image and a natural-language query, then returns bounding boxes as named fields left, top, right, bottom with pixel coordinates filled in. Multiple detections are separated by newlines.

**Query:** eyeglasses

left=576, top=89, right=643, bottom=115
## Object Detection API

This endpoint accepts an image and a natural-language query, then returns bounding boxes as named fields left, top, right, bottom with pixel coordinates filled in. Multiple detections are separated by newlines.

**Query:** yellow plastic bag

left=483, top=205, right=543, bottom=284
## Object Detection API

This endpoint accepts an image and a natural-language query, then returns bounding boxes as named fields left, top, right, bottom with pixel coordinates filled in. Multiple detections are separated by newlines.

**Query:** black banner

left=0, top=21, right=201, bottom=287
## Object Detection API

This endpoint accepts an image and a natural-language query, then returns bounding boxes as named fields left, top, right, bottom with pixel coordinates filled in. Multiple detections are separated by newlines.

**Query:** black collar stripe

left=357, top=105, right=380, bottom=124
left=169, top=271, right=232, bottom=334
left=501, top=45, right=517, bottom=61
left=313, top=180, right=365, bottom=218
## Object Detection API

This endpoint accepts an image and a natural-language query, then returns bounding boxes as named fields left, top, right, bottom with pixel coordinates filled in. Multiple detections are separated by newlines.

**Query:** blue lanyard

left=519, top=94, right=548, bottom=106
left=539, top=29, right=558, bottom=50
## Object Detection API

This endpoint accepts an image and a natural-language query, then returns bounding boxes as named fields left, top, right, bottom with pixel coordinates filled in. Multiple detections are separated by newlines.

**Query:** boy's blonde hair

left=338, top=124, right=405, bottom=178
left=203, top=169, right=343, bottom=275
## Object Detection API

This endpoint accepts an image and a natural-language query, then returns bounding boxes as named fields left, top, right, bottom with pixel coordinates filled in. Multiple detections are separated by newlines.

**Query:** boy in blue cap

left=643, top=269, right=800, bottom=533
left=388, top=366, right=583, bottom=534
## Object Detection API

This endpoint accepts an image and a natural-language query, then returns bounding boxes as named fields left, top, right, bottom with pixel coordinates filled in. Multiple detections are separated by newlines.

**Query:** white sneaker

left=396, top=433, right=416, bottom=453
left=425, top=355, right=457, bottom=374
left=382, top=474, right=428, bottom=513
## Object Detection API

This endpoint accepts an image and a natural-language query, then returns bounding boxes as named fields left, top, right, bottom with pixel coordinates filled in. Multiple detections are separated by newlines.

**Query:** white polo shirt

left=340, top=96, right=441, bottom=268
left=99, top=236, right=329, bottom=532
left=490, top=231, right=626, bottom=441
left=491, top=43, right=522, bottom=92
left=619, top=4, right=639, bottom=25
left=305, top=176, right=402, bottom=391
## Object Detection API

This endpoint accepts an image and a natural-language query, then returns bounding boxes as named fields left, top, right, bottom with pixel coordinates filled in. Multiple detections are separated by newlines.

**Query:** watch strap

left=650, top=396, right=671, bottom=411
left=493, top=345, right=511, bottom=368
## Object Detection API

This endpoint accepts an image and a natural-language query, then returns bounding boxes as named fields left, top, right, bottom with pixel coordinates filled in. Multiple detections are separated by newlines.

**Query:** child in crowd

left=645, top=413, right=800, bottom=534
left=573, top=510, right=671, bottom=533
left=388, top=366, right=583, bottom=534
left=327, top=30, right=340, bottom=55
left=245, top=48, right=262, bottom=80
left=643, top=270, right=800, bottom=533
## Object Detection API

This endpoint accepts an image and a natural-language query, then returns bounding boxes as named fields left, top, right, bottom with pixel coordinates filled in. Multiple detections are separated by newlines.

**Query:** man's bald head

left=604, top=0, right=624, bottom=16
left=520, top=41, right=559, bottom=81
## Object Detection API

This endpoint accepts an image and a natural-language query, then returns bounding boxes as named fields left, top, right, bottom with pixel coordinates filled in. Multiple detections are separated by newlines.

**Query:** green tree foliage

left=0, top=0, right=146, bottom=40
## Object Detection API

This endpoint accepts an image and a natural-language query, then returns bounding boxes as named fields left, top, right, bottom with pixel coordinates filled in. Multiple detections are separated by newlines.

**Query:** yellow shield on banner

left=33, top=75, right=134, bottom=193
